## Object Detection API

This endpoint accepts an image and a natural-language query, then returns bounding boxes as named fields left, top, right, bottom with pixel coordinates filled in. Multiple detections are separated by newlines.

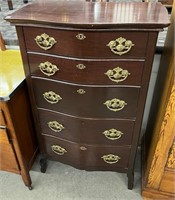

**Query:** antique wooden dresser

left=5, top=1, right=170, bottom=189
left=0, top=50, right=38, bottom=189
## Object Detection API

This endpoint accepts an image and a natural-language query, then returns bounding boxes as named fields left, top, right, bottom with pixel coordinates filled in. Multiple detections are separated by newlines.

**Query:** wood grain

left=0, top=81, right=38, bottom=188
left=147, top=81, right=175, bottom=188
left=166, top=139, right=175, bottom=169
left=5, top=1, right=170, bottom=29
left=142, top=2, right=175, bottom=199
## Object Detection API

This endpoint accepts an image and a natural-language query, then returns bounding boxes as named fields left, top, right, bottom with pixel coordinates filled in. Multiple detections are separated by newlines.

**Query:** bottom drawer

left=42, top=135, right=130, bottom=171
left=0, top=143, right=19, bottom=173
left=0, top=128, right=19, bottom=173
left=0, top=128, right=10, bottom=144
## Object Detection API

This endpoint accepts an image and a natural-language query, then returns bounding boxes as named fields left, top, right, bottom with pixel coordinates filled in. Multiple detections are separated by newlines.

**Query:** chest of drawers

left=6, top=0, right=170, bottom=189
left=0, top=50, right=38, bottom=189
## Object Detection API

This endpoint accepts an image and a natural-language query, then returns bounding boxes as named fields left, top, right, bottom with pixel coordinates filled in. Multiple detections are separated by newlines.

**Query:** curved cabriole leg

left=40, top=158, right=47, bottom=173
left=127, top=171, right=134, bottom=190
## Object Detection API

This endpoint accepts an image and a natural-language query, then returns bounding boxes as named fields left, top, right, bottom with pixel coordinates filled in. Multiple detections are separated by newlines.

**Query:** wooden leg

left=127, top=171, right=134, bottom=190
left=7, top=0, right=13, bottom=10
left=20, top=169, right=32, bottom=190
left=40, top=158, right=47, bottom=173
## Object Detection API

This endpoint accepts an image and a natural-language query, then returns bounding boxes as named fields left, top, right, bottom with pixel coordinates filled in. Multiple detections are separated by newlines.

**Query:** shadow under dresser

left=5, top=0, right=170, bottom=189
left=0, top=50, right=38, bottom=189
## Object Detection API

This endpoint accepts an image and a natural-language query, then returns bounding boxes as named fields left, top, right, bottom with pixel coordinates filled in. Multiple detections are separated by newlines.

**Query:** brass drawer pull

left=43, top=91, right=62, bottom=104
left=104, top=98, right=127, bottom=112
left=101, top=154, right=120, bottom=164
left=77, top=89, right=85, bottom=94
left=38, top=61, right=59, bottom=76
left=80, top=146, right=87, bottom=151
left=35, top=33, right=57, bottom=50
left=107, top=37, right=134, bottom=56
left=76, top=33, right=86, bottom=40
left=51, top=145, right=67, bottom=155
left=76, top=64, right=86, bottom=70
left=48, top=121, right=64, bottom=132
left=105, top=67, right=130, bottom=83
left=103, top=128, right=124, bottom=140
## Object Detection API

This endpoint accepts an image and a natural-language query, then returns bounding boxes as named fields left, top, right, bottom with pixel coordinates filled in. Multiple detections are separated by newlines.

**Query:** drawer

left=28, top=53, right=144, bottom=86
left=0, top=128, right=19, bottom=172
left=24, top=27, right=148, bottom=58
left=32, top=78, right=140, bottom=119
left=0, top=128, right=10, bottom=145
left=38, top=109, right=135, bottom=145
left=0, top=143, right=19, bottom=172
left=42, top=135, right=130, bottom=171
left=0, top=109, right=6, bottom=126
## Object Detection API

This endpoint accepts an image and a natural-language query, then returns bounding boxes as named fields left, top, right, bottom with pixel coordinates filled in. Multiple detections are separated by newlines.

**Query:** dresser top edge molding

left=5, top=1, right=170, bottom=30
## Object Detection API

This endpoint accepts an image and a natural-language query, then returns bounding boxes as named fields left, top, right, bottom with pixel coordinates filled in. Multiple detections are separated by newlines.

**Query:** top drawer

left=23, top=27, right=148, bottom=59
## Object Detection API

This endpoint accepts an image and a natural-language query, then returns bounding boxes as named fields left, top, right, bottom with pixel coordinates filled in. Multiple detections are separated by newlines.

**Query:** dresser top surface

left=5, top=1, right=170, bottom=29
left=0, top=50, right=25, bottom=101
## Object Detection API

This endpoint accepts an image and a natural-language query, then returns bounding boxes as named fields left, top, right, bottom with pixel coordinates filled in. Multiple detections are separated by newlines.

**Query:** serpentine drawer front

left=32, top=78, right=140, bottom=118
left=42, top=135, right=130, bottom=170
left=24, top=27, right=148, bottom=58
left=28, top=54, right=144, bottom=86
left=38, top=109, right=135, bottom=145
left=6, top=0, right=170, bottom=189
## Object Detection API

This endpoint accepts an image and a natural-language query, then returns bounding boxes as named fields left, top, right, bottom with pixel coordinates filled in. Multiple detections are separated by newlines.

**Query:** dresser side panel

left=128, top=31, right=159, bottom=176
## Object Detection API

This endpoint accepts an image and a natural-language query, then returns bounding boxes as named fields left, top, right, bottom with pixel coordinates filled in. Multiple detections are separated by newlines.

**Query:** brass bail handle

left=48, top=121, right=64, bottom=132
left=43, top=91, right=62, bottom=104
left=107, top=37, right=134, bottom=56
left=38, top=61, right=59, bottom=76
left=51, top=145, right=67, bottom=155
left=103, top=128, right=124, bottom=140
left=105, top=67, right=130, bottom=83
left=104, top=98, right=127, bottom=112
left=35, top=33, right=57, bottom=50
left=101, top=154, right=120, bottom=164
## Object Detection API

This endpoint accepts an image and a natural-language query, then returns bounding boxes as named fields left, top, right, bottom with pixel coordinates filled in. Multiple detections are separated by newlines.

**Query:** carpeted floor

left=0, top=153, right=142, bottom=200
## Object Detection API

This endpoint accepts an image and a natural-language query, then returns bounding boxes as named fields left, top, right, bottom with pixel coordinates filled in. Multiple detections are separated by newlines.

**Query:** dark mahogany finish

left=5, top=0, right=170, bottom=189
left=24, top=27, right=148, bottom=58
left=42, top=135, right=131, bottom=171
left=28, top=54, right=144, bottom=86
left=38, top=109, right=135, bottom=145
left=5, top=1, right=169, bottom=29
left=32, top=77, right=140, bottom=118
